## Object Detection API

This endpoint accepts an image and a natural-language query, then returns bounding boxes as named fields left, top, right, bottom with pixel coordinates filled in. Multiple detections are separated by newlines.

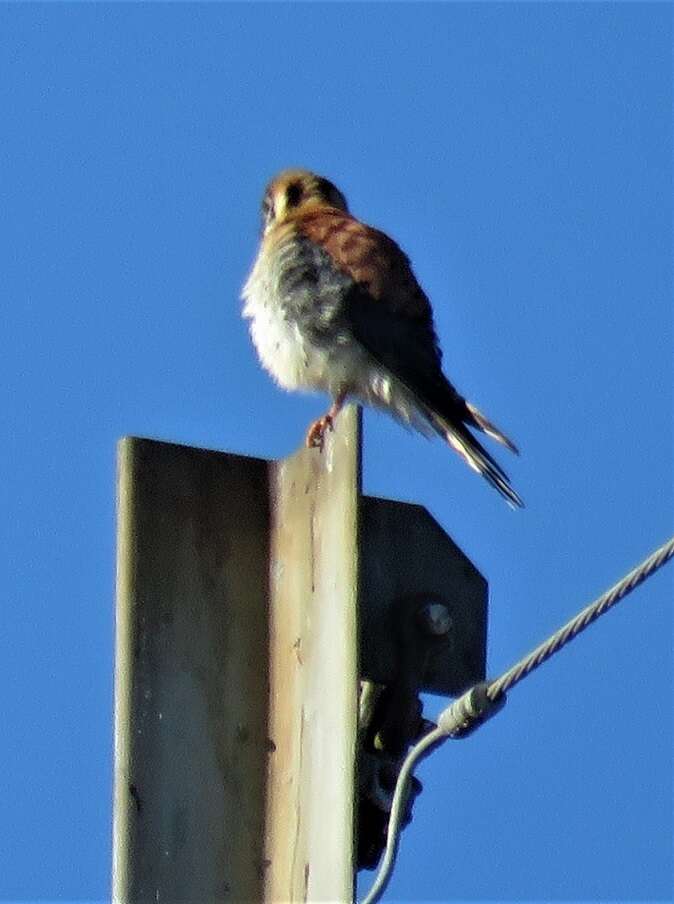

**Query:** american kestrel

left=242, top=169, right=523, bottom=508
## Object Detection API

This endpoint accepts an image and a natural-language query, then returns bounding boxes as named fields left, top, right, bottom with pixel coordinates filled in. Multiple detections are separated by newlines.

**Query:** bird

left=242, top=168, right=523, bottom=508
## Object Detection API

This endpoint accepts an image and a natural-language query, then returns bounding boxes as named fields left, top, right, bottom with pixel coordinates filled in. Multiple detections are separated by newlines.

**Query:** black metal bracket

left=356, top=497, right=490, bottom=870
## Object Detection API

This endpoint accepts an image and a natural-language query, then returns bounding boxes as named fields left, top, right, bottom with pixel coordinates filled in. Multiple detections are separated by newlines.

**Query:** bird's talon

left=305, top=415, right=333, bottom=450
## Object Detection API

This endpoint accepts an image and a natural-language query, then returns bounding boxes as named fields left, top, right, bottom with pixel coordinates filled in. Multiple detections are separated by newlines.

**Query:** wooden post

left=113, top=407, right=361, bottom=903
left=113, top=406, right=486, bottom=902
left=265, top=407, right=360, bottom=902
left=113, top=438, right=272, bottom=902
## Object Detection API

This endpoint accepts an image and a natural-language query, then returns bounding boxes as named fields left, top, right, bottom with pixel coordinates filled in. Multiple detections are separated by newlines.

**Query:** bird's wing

left=296, top=209, right=523, bottom=508
left=295, top=208, right=446, bottom=385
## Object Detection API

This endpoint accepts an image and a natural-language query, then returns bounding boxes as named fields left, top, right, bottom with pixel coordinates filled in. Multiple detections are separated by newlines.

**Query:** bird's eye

left=285, top=182, right=303, bottom=208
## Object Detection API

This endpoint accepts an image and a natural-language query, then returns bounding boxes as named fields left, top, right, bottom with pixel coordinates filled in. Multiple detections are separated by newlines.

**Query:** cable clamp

left=437, top=682, right=506, bottom=738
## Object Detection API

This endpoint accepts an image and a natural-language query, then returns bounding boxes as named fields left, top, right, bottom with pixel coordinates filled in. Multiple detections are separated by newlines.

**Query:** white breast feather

left=242, top=252, right=316, bottom=391
left=242, top=241, right=433, bottom=433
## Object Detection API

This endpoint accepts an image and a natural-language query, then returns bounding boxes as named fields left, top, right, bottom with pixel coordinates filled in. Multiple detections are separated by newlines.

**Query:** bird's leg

left=305, top=392, right=347, bottom=450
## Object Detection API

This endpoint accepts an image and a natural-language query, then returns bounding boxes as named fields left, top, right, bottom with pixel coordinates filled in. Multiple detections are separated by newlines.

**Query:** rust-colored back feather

left=295, top=209, right=433, bottom=323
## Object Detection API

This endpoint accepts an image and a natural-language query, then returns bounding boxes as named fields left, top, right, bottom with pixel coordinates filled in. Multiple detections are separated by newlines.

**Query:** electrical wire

left=359, top=534, right=674, bottom=904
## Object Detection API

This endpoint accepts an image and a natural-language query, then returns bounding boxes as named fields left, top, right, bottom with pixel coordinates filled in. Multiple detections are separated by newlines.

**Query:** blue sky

left=2, top=3, right=672, bottom=901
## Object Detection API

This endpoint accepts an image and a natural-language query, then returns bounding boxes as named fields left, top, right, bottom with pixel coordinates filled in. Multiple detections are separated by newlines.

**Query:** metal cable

left=360, top=725, right=445, bottom=904
left=488, top=534, right=674, bottom=700
left=359, top=533, right=674, bottom=904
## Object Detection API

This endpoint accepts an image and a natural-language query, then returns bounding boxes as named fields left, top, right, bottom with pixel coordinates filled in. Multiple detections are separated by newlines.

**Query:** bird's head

left=260, top=169, right=349, bottom=235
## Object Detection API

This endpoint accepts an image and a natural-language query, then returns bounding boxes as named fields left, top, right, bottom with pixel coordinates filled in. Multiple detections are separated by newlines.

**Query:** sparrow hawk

left=242, top=169, right=523, bottom=507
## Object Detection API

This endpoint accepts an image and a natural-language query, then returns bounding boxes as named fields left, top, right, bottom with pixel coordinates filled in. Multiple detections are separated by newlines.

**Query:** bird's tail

left=465, top=401, right=519, bottom=455
left=429, top=393, right=523, bottom=508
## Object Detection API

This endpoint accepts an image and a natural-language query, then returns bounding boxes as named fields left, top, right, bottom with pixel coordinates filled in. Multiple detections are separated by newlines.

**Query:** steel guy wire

left=488, top=534, right=674, bottom=700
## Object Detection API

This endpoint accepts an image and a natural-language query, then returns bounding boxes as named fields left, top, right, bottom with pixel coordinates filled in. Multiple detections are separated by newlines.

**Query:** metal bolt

left=417, top=601, right=453, bottom=636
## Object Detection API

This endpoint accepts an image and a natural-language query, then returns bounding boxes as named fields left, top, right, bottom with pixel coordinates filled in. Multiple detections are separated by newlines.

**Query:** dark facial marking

left=285, top=181, right=304, bottom=208
left=261, top=193, right=274, bottom=226
left=316, top=177, right=348, bottom=211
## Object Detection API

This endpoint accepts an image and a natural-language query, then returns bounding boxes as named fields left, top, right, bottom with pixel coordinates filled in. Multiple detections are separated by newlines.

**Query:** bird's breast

left=242, top=234, right=357, bottom=393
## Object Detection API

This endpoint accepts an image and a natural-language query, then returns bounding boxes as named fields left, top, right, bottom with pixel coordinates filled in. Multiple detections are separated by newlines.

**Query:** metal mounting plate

left=359, top=496, right=487, bottom=696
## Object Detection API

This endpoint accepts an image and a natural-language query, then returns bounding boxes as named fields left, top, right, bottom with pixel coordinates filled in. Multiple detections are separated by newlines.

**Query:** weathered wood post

left=264, top=406, right=361, bottom=901
left=113, top=406, right=361, bottom=903
left=113, top=405, right=487, bottom=902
